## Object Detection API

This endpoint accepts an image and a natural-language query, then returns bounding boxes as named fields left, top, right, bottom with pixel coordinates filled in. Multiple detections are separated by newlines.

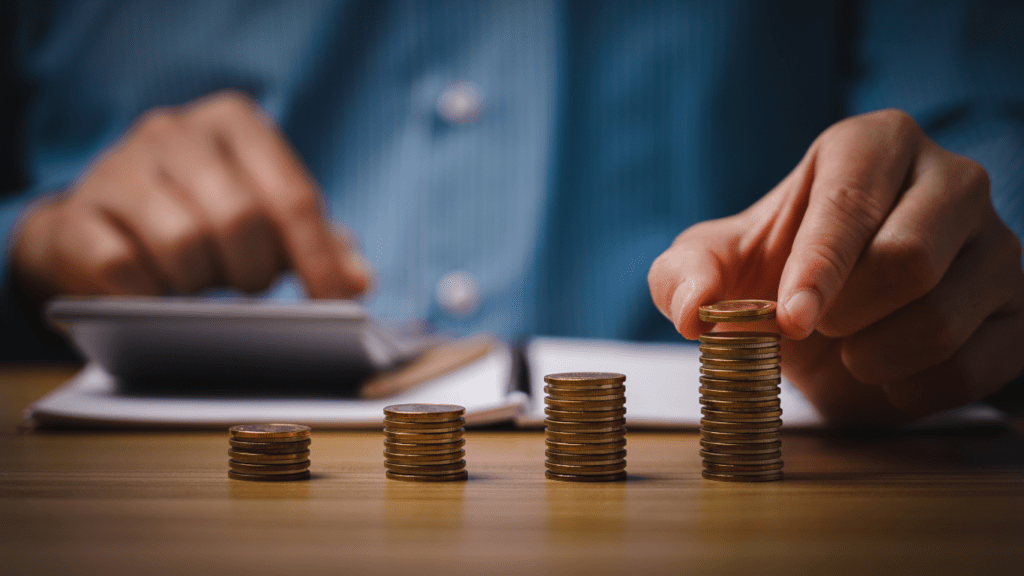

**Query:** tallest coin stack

left=697, top=300, right=783, bottom=482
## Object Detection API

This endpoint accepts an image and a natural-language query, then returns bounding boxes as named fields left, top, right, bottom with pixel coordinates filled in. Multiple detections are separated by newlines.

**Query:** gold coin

left=543, top=372, right=626, bottom=387
left=545, top=408, right=626, bottom=422
left=700, top=357, right=780, bottom=369
left=384, top=460, right=467, bottom=475
left=698, top=332, right=780, bottom=346
left=384, top=429, right=465, bottom=444
left=700, top=430, right=781, bottom=443
left=546, top=461, right=627, bottom=475
left=543, top=384, right=626, bottom=396
left=386, top=470, right=468, bottom=482
left=699, top=377, right=782, bottom=390
left=545, top=439, right=627, bottom=454
left=700, top=418, right=783, bottom=431
left=544, top=398, right=627, bottom=411
left=227, top=450, right=311, bottom=464
left=698, top=300, right=777, bottom=321
left=545, top=429, right=626, bottom=443
left=701, top=408, right=783, bottom=421
left=228, top=424, right=311, bottom=440
left=699, top=386, right=781, bottom=399
left=700, top=423, right=781, bottom=435
left=228, top=438, right=311, bottom=452
left=700, top=439, right=782, bottom=454
left=544, top=418, right=626, bottom=433
left=699, top=450, right=781, bottom=465
left=545, top=449, right=627, bottom=465
left=384, top=450, right=466, bottom=465
left=383, top=439, right=466, bottom=454
left=383, top=404, right=465, bottom=422
left=699, top=398, right=782, bottom=411
left=699, top=345, right=781, bottom=359
left=699, top=367, right=782, bottom=380
left=702, top=470, right=782, bottom=482
left=383, top=419, right=465, bottom=434
left=229, top=460, right=311, bottom=474
left=543, top=388, right=626, bottom=401
left=228, top=470, right=310, bottom=482
left=703, top=461, right=783, bottom=473
left=545, top=470, right=627, bottom=482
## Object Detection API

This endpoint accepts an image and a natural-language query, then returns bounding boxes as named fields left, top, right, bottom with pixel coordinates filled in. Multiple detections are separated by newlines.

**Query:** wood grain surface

left=2, top=368, right=1022, bottom=576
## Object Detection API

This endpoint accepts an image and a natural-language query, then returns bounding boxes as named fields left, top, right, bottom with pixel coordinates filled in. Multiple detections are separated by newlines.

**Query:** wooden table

left=2, top=367, right=1022, bottom=575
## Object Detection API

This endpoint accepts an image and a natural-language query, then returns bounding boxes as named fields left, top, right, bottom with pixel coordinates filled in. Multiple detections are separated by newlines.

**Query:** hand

left=11, top=91, right=372, bottom=301
left=649, top=109, right=1024, bottom=426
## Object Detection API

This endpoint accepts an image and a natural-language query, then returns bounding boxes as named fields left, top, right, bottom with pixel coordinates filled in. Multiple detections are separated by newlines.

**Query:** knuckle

left=952, top=155, right=991, bottom=198
left=136, top=107, right=181, bottom=140
left=204, top=89, right=257, bottom=116
left=875, top=231, right=941, bottom=297
left=277, top=190, right=321, bottom=223
left=823, top=184, right=887, bottom=236
left=875, top=108, right=920, bottom=137
left=212, top=198, right=263, bottom=238
left=912, top=303, right=960, bottom=365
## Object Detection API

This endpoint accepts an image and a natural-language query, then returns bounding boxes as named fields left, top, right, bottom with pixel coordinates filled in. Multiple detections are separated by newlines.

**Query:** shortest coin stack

left=544, top=372, right=627, bottom=482
left=383, top=404, right=468, bottom=482
left=228, top=424, right=312, bottom=482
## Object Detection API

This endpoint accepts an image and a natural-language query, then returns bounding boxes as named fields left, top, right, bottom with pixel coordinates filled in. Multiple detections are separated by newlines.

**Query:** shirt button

left=436, top=81, right=483, bottom=125
left=436, top=271, right=481, bottom=317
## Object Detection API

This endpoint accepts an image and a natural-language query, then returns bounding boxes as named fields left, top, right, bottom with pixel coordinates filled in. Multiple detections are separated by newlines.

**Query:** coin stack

left=383, top=404, right=468, bottom=482
left=544, top=372, right=628, bottom=482
left=697, top=300, right=783, bottom=482
left=228, top=424, right=312, bottom=482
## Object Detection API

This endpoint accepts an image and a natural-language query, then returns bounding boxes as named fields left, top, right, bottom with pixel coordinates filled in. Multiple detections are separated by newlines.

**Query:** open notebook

left=27, top=298, right=1004, bottom=430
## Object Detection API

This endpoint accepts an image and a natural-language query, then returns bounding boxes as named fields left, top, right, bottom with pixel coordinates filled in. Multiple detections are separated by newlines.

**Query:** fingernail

left=785, top=290, right=820, bottom=335
left=883, top=384, right=923, bottom=413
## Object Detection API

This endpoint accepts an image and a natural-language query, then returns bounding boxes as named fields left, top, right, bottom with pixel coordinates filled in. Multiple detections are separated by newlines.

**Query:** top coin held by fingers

left=384, top=404, right=466, bottom=422
left=699, top=300, right=777, bottom=322
left=229, top=424, right=311, bottom=439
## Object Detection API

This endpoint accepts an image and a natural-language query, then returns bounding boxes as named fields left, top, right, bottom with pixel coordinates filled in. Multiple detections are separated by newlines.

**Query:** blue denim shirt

left=2, top=0, right=1023, bottom=359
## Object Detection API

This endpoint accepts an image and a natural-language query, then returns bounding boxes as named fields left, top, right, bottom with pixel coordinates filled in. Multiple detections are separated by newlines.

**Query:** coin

left=700, top=439, right=782, bottom=454
left=545, top=470, right=627, bottom=482
left=384, top=429, right=466, bottom=444
left=543, top=385, right=625, bottom=397
left=544, top=408, right=626, bottom=422
left=699, top=367, right=782, bottom=380
left=229, top=460, right=311, bottom=474
left=545, top=439, right=627, bottom=454
left=384, top=450, right=466, bottom=465
left=701, top=408, right=783, bottom=421
left=701, top=470, right=783, bottom=482
left=698, top=300, right=777, bottom=322
left=228, top=450, right=311, bottom=464
left=700, top=418, right=783, bottom=430
left=229, top=424, right=311, bottom=440
left=384, top=439, right=466, bottom=454
left=384, top=461, right=467, bottom=475
left=545, top=461, right=627, bottom=475
left=544, top=430, right=626, bottom=443
left=698, top=345, right=781, bottom=359
left=545, top=449, right=627, bottom=465
left=700, top=423, right=781, bottom=435
left=699, top=450, right=782, bottom=464
left=545, top=398, right=627, bottom=411
left=386, top=470, right=468, bottom=482
left=228, top=438, right=311, bottom=452
left=698, top=332, right=780, bottom=346
left=700, top=430, right=780, bottom=443
left=699, top=398, right=782, bottom=410
left=699, top=357, right=780, bottom=369
left=699, top=378, right=783, bottom=391
left=543, top=372, right=626, bottom=387
left=383, top=418, right=466, bottom=433
left=703, top=461, right=784, bottom=473
left=698, top=386, right=781, bottom=399
left=383, top=404, right=465, bottom=423
left=544, top=390, right=626, bottom=402
left=228, top=470, right=311, bottom=482
left=544, top=418, right=626, bottom=433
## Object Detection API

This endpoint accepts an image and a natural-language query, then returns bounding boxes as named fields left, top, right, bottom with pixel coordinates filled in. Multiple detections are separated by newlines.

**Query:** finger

left=52, top=205, right=162, bottom=295
left=880, top=307, right=1024, bottom=418
left=87, top=156, right=217, bottom=293
left=332, top=226, right=373, bottom=297
left=192, top=92, right=367, bottom=298
left=150, top=109, right=284, bottom=292
left=819, top=149, right=990, bottom=337
left=777, top=110, right=923, bottom=339
left=840, top=220, right=1023, bottom=386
